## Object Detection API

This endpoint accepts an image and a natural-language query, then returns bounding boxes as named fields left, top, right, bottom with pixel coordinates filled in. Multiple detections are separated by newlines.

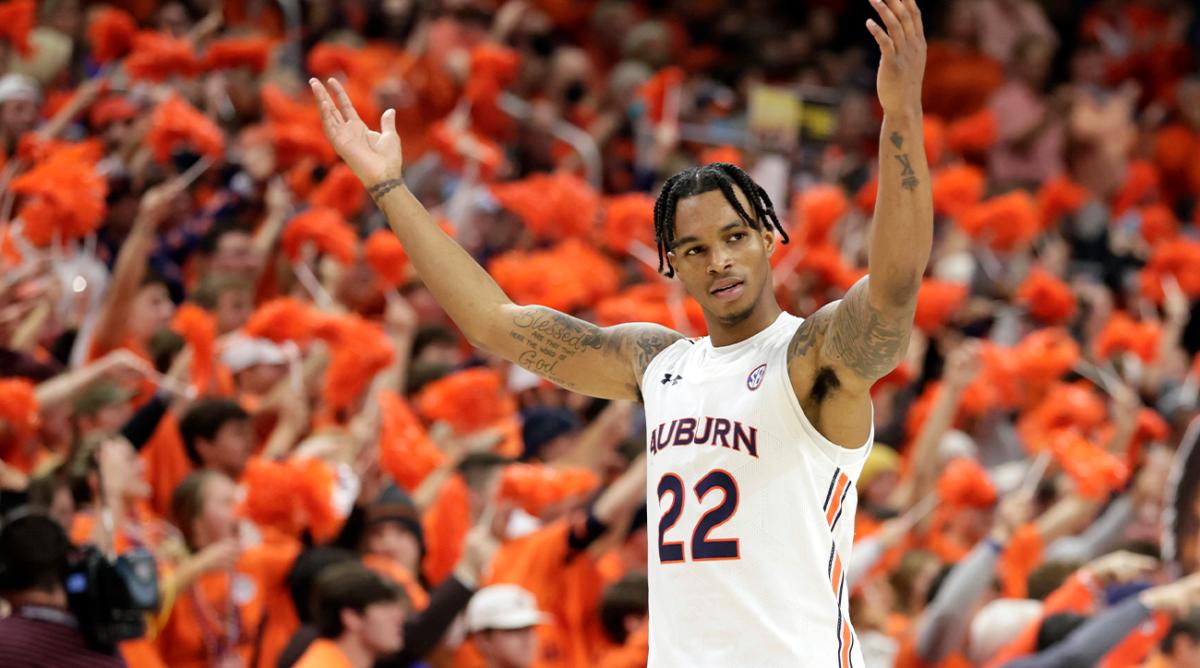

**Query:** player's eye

left=728, top=232, right=746, bottom=243
left=685, top=245, right=705, bottom=256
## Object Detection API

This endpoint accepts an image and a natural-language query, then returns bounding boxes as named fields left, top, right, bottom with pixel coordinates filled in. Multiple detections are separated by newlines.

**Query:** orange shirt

left=155, top=538, right=298, bottom=668
left=140, top=411, right=194, bottom=518
left=595, top=622, right=648, bottom=668
left=294, top=639, right=356, bottom=668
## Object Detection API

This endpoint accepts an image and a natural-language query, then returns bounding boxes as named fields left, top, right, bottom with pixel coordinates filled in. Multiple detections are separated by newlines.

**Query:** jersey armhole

left=773, top=338, right=873, bottom=476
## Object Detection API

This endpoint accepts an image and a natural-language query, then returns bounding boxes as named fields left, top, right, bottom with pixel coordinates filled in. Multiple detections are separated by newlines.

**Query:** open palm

left=310, top=78, right=403, bottom=187
left=866, top=0, right=926, bottom=115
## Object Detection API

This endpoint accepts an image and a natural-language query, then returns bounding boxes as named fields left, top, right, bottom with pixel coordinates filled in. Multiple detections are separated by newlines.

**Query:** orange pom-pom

left=595, top=283, right=676, bottom=329
left=932, top=164, right=986, bottom=218
left=1094, top=312, right=1160, bottom=363
left=307, top=164, right=366, bottom=219
left=962, top=343, right=1021, bottom=416
left=914, top=280, right=969, bottom=334
left=491, top=172, right=599, bottom=241
left=364, top=229, right=409, bottom=290
left=792, top=184, right=848, bottom=247
left=638, top=67, right=684, bottom=124
left=465, top=44, right=520, bottom=109
left=88, top=7, right=137, bottom=64
left=0, top=0, right=34, bottom=56
left=1112, top=160, right=1159, bottom=217
left=89, top=95, right=138, bottom=128
left=416, top=368, right=516, bottom=435
left=125, top=31, right=198, bottom=82
left=957, top=190, right=1040, bottom=252
left=1016, top=266, right=1076, bottom=324
left=1139, top=204, right=1178, bottom=247
left=314, top=315, right=395, bottom=413
left=699, top=145, right=744, bottom=167
left=924, top=116, right=947, bottom=167
left=1014, top=329, right=1080, bottom=387
left=146, top=94, right=225, bottom=165
left=202, top=36, right=273, bottom=73
left=855, top=176, right=878, bottom=215
left=378, top=391, right=445, bottom=491
left=0, top=378, right=39, bottom=438
left=243, top=297, right=319, bottom=343
left=171, top=304, right=217, bottom=394
left=1128, top=407, right=1169, bottom=470
left=1017, top=382, right=1107, bottom=451
left=1047, top=430, right=1128, bottom=499
left=1140, top=239, right=1200, bottom=303
left=1036, top=175, right=1089, bottom=229
left=429, top=122, right=504, bottom=181
left=306, top=42, right=359, bottom=78
left=499, top=464, right=600, bottom=517
left=10, top=141, right=107, bottom=247
left=239, top=457, right=341, bottom=540
left=937, top=458, right=997, bottom=508
left=947, top=108, right=997, bottom=155
left=488, top=238, right=620, bottom=312
left=796, top=244, right=858, bottom=292
left=281, top=207, right=358, bottom=265
left=261, top=85, right=336, bottom=167
left=601, top=193, right=655, bottom=254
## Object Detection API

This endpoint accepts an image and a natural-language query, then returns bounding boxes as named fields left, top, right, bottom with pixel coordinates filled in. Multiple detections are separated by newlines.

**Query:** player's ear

left=761, top=228, right=775, bottom=256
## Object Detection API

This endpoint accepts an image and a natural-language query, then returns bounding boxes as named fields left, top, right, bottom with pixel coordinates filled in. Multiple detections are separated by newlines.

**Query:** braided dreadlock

left=652, top=163, right=789, bottom=277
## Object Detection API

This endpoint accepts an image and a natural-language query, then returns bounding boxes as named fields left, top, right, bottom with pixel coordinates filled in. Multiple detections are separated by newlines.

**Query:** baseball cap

left=74, top=381, right=137, bottom=417
left=220, top=336, right=294, bottom=373
left=465, top=584, right=550, bottom=633
left=0, top=73, right=40, bottom=105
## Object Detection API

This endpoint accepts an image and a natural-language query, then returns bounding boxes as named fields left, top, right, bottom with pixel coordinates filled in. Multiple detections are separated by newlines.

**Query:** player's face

left=667, top=188, right=775, bottom=327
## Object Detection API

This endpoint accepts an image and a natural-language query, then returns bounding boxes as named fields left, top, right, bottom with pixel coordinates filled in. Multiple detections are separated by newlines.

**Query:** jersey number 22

left=657, top=469, right=740, bottom=563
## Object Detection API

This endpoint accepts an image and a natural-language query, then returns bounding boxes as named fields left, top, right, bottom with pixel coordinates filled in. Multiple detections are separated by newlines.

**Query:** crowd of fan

left=1, top=0, right=1200, bottom=667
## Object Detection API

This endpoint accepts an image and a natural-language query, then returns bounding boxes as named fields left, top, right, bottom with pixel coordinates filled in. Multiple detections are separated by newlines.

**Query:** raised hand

left=309, top=78, right=403, bottom=196
left=866, top=0, right=926, bottom=116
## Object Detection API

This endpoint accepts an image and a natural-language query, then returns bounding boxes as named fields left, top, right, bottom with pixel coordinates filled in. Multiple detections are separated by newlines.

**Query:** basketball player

left=310, top=0, right=928, bottom=664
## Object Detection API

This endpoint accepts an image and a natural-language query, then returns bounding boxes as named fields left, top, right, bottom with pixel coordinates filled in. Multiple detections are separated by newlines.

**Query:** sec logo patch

left=747, top=363, right=767, bottom=391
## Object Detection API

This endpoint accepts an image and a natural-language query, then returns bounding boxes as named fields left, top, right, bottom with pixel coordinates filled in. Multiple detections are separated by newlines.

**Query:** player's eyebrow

left=670, top=221, right=746, bottom=250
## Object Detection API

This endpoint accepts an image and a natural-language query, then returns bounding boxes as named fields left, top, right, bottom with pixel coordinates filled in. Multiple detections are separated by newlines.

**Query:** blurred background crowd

left=1, top=0, right=1200, bottom=666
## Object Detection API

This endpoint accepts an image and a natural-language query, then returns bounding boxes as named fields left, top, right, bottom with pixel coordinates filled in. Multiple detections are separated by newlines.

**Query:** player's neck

left=707, top=300, right=782, bottom=347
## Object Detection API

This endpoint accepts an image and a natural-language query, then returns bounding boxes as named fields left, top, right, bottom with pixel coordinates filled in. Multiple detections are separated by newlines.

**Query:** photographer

left=0, top=511, right=125, bottom=667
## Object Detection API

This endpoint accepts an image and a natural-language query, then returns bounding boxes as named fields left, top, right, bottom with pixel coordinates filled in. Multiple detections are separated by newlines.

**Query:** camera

left=65, top=545, right=160, bottom=651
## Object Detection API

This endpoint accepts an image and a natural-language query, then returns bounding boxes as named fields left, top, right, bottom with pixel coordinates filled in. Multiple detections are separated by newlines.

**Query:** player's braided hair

left=652, top=163, right=789, bottom=277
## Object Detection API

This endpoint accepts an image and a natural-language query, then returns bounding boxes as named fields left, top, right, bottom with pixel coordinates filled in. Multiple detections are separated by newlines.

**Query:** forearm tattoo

left=509, top=307, right=611, bottom=390
left=368, top=179, right=405, bottom=202
left=890, top=132, right=920, bottom=191
left=509, top=306, right=680, bottom=399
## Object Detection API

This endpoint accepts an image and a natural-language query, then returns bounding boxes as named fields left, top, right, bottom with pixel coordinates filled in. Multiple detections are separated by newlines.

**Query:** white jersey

left=641, top=311, right=872, bottom=668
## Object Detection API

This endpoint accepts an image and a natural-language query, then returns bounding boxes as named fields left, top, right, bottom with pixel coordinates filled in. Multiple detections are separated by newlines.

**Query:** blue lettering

left=712, top=419, right=732, bottom=448
left=674, top=418, right=697, bottom=445
left=733, top=422, right=758, bottom=458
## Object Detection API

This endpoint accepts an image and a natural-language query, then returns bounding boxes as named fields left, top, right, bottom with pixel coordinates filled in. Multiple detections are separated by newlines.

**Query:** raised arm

left=91, top=180, right=183, bottom=355
left=792, top=0, right=932, bottom=393
left=310, top=78, right=681, bottom=401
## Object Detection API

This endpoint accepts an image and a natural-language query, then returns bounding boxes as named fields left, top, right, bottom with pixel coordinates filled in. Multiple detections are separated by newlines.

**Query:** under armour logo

left=661, top=373, right=683, bottom=386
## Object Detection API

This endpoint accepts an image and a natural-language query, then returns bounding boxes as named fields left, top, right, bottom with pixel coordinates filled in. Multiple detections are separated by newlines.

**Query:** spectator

left=466, top=584, right=550, bottom=668
left=178, top=398, right=254, bottom=479
left=293, top=560, right=408, bottom=668
left=0, top=512, right=125, bottom=667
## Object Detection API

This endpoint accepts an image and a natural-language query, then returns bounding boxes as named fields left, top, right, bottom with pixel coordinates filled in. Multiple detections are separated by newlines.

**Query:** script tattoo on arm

left=507, top=307, right=682, bottom=401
